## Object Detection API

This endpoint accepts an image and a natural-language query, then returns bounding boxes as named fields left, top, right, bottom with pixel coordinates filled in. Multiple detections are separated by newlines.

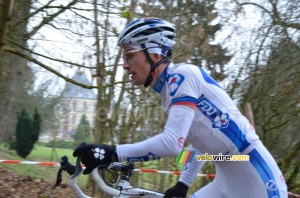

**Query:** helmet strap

left=142, top=44, right=173, bottom=87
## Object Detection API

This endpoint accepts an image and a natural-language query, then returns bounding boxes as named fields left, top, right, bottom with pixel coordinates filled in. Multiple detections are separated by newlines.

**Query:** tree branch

left=239, top=2, right=273, bottom=16
left=4, top=47, right=97, bottom=89
left=238, top=1, right=300, bottom=30
left=23, top=0, right=56, bottom=22
left=8, top=39, right=96, bottom=69
left=25, top=0, right=79, bottom=40
left=3, top=47, right=129, bottom=88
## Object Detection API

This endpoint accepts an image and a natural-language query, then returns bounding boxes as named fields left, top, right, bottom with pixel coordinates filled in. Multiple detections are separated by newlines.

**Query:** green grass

left=0, top=144, right=217, bottom=197
left=0, top=144, right=212, bottom=194
left=0, top=144, right=89, bottom=187
left=0, top=144, right=178, bottom=191
left=29, top=145, right=76, bottom=163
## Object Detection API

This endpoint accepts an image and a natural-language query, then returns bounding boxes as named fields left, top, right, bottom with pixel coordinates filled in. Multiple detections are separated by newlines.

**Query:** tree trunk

left=0, top=0, right=14, bottom=55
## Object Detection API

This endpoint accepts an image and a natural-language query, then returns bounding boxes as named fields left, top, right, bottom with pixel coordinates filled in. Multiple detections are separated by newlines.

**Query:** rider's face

left=122, top=48, right=151, bottom=86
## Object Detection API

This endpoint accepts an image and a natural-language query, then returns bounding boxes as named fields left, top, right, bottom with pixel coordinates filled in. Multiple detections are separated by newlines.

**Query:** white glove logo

left=93, top=147, right=105, bottom=160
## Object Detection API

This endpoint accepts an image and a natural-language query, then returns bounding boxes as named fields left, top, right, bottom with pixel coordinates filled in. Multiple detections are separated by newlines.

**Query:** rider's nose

left=123, top=62, right=130, bottom=70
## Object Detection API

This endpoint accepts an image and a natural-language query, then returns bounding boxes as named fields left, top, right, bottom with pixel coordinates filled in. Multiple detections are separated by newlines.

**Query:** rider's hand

left=73, top=142, right=119, bottom=174
left=164, top=181, right=188, bottom=198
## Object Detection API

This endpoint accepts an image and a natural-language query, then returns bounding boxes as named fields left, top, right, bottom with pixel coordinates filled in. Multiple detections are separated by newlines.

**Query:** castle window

left=76, top=102, right=83, bottom=112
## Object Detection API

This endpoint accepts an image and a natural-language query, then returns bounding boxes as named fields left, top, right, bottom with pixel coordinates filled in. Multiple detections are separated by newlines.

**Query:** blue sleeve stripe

left=249, top=149, right=280, bottom=197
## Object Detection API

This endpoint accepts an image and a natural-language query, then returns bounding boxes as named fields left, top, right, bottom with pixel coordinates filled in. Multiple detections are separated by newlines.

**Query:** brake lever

left=52, top=155, right=77, bottom=189
left=52, top=167, right=63, bottom=189
left=52, top=156, right=67, bottom=189
left=71, top=156, right=82, bottom=179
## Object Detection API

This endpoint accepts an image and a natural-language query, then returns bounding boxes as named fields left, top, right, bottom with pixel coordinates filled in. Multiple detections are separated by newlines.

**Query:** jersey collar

left=152, top=63, right=170, bottom=93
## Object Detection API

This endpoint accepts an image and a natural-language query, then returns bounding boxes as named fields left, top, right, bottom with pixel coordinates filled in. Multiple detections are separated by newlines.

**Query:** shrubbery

left=15, top=108, right=41, bottom=158
left=44, top=140, right=77, bottom=149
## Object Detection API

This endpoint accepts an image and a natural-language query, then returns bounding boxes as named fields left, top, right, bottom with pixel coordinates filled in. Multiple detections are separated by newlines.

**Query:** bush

left=44, top=140, right=77, bottom=149
left=35, top=141, right=48, bottom=147
left=73, top=114, right=91, bottom=145
left=14, top=108, right=42, bottom=158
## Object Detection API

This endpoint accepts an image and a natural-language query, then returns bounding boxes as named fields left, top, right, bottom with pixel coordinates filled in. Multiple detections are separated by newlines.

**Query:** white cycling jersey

left=117, top=63, right=288, bottom=198
left=153, top=62, right=259, bottom=155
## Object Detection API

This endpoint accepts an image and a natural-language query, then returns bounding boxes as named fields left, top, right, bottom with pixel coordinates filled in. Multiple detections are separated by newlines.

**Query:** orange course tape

left=0, top=159, right=299, bottom=197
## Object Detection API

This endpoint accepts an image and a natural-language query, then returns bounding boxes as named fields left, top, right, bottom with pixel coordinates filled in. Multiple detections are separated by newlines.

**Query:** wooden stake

left=244, top=102, right=255, bottom=128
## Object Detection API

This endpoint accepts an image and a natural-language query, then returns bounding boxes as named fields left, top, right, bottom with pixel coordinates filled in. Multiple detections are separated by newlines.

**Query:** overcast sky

left=28, top=0, right=267, bottom=96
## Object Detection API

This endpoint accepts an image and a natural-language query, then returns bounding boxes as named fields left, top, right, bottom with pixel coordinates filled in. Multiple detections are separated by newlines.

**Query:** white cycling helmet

left=118, top=18, right=176, bottom=87
left=117, top=17, right=176, bottom=48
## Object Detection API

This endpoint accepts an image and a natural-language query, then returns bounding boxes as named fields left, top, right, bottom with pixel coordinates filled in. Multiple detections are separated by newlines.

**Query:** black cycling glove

left=164, top=181, right=189, bottom=198
left=73, top=142, right=119, bottom=174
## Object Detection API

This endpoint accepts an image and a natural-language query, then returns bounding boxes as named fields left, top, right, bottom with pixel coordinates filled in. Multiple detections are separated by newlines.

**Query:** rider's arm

left=178, top=145, right=205, bottom=186
left=117, top=65, right=200, bottom=162
left=116, top=105, right=195, bottom=161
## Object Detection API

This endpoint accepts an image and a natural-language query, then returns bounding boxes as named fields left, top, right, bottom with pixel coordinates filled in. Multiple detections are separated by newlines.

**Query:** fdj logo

left=197, top=96, right=230, bottom=129
left=127, top=152, right=161, bottom=162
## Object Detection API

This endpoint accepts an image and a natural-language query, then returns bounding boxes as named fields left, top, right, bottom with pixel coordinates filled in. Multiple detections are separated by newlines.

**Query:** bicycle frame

left=52, top=156, right=165, bottom=198
left=94, top=168, right=165, bottom=198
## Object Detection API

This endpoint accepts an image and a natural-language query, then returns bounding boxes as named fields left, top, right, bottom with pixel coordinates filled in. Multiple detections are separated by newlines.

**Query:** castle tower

left=59, top=70, right=97, bottom=140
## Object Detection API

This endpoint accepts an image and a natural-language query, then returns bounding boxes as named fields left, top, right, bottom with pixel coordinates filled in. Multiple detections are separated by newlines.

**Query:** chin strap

left=142, top=43, right=172, bottom=87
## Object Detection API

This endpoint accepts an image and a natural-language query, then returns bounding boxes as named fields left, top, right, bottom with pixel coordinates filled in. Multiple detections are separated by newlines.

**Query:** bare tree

left=219, top=0, right=300, bottom=192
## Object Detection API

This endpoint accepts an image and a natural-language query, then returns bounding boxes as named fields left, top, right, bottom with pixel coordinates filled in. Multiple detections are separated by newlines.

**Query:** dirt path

left=0, top=166, right=92, bottom=198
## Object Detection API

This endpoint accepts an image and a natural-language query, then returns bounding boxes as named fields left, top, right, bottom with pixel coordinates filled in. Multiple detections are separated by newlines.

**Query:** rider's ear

left=151, top=53, right=163, bottom=64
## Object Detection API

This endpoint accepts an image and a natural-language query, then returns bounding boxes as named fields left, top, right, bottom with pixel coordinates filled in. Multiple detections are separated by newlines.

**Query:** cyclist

left=73, top=18, right=288, bottom=198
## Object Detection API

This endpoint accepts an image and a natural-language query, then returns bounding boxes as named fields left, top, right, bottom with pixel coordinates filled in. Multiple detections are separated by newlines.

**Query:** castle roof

left=63, top=70, right=97, bottom=99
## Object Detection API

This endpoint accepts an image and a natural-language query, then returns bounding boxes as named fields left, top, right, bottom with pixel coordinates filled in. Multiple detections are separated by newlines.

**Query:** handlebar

left=52, top=156, right=131, bottom=197
left=91, top=168, right=120, bottom=197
